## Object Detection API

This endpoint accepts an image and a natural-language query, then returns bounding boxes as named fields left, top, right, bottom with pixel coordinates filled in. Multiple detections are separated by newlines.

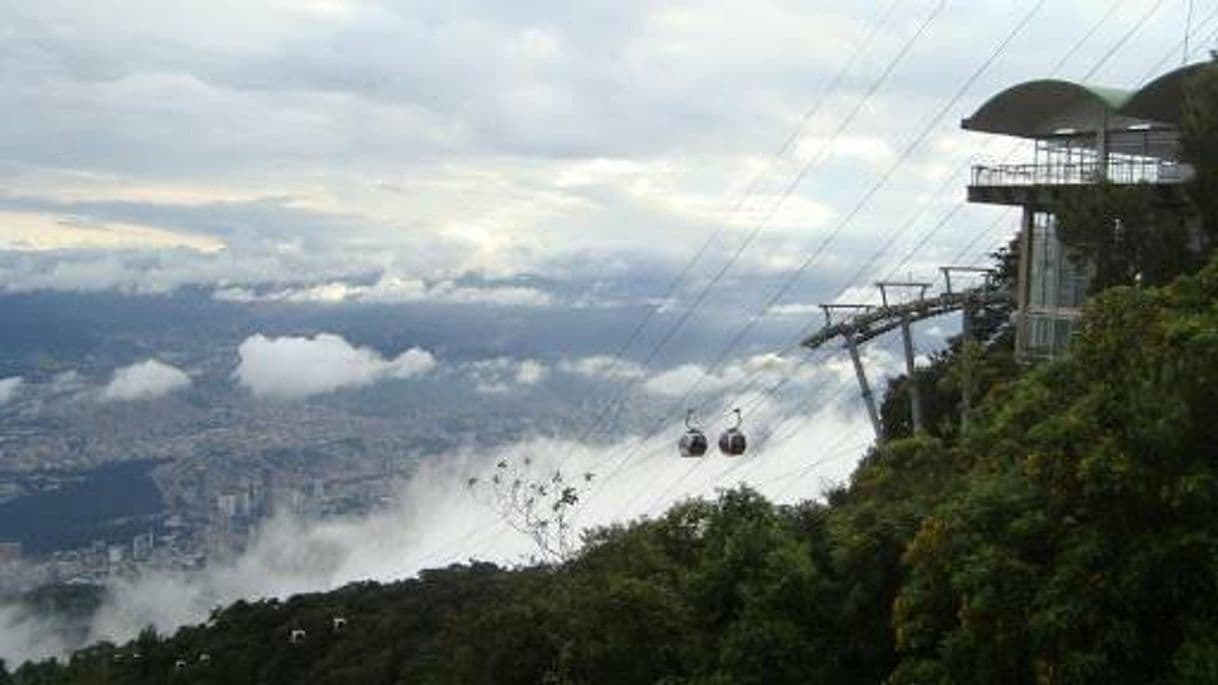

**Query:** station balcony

left=968, top=156, right=1194, bottom=207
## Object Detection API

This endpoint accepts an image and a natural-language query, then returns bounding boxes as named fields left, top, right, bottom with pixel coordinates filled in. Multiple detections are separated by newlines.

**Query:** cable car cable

left=594, top=0, right=1046, bottom=487
left=551, top=0, right=909, bottom=466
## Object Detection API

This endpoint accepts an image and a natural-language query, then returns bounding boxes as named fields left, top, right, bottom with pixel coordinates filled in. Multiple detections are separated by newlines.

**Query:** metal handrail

left=971, top=159, right=1194, bottom=187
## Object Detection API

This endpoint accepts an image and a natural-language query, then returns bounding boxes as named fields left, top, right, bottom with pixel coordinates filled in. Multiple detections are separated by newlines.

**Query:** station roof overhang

left=961, top=62, right=1212, bottom=138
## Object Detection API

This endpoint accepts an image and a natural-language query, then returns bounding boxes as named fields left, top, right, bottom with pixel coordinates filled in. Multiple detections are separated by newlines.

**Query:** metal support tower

left=878, top=281, right=931, bottom=435
left=899, top=313, right=924, bottom=433
left=802, top=269, right=1009, bottom=443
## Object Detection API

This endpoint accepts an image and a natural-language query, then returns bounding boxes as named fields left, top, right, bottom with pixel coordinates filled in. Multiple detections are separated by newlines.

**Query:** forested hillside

left=4, top=246, right=1217, bottom=684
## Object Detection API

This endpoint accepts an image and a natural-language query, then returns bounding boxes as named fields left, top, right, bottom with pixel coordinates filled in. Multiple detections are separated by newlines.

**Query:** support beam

left=899, top=313, right=925, bottom=434
left=939, top=266, right=993, bottom=295
left=960, top=299, right=975, bottom=431
left=845, top=334, right=883, bottom=442
left=1015, top=207, right=1034, bottom=360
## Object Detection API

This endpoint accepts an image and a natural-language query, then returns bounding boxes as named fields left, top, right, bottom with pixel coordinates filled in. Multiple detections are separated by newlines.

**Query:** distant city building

left=0, top=542, right=22, bottom=562
left=963, top=62, right=1209, bottom=359
left=132, top=531, right=154, bottom=561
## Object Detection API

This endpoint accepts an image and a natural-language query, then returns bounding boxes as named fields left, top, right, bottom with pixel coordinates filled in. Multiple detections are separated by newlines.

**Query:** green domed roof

left=963, top=62, right=1212, bottom=138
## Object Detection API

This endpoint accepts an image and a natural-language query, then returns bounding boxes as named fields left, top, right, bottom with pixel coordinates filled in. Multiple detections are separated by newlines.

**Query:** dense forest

left=6, top=66, right=1218, bottom=685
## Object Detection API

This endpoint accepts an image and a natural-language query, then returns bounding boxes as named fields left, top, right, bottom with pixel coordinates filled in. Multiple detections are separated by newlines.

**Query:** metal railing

left=971, top=159, right=1194, bottom=187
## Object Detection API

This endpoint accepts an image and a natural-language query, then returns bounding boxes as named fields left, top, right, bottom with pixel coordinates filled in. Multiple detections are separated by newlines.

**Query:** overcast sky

left=0, top=0, right=1209, bottom=305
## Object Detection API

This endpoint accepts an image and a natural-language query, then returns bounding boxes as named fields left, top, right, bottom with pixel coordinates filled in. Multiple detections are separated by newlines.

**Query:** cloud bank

left=101, top=360, right=191, bottom=401
left=235, top=333, right=437, bottom=399
left=558, top=355, right=646, bottom=380
left=214, top=276, right=556, bottom=307
left=0, top=377, right=22, bottom=405
left=464, top=357, right=551, bottom=394
left=1, top=394, right=869, bottom=667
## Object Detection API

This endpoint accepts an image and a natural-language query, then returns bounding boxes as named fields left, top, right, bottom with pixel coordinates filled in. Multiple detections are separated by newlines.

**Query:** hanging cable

left=551, top=0, right=937, bottom=473
left=1083, top=0, right=1171, bottom=81
left=594, top=0, right=1047, bottom=492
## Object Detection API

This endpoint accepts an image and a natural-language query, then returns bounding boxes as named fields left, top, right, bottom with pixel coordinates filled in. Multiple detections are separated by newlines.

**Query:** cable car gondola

left=718, top=408, right=747, bottom=456
left=678, top=409, right=709, bottom=458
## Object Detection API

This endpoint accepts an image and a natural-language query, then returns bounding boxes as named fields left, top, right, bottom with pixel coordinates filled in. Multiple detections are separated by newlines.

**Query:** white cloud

left=642, top=353, right=810, bottom=398
left=101, top=359, right=192, bottom=401
left=0, top=210, right=225, bottom=254
left=235, top=333, right=436, bottom=399
left=770, top=303, right=823, bottom=317
left=515, top=359, right=549, bottom=385
left=213, top=276, right=555, bottom=307
left=558, top=355, right=646, bottom=380
left=465, top=357, right=550, bottom=394
left=0, top=377, right=22, bottom=405
left=642, top=363, right=710, bottom=397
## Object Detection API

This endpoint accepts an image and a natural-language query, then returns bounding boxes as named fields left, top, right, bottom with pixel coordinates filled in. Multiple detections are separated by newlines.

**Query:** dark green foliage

left=1056, top=183, right=1196, bottom=292
left=891, top=258, right=1218, bottom=684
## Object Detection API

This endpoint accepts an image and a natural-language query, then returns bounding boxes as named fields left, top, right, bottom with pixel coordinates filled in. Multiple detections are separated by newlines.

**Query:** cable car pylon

left=800, top=266, right=1009, bottom=443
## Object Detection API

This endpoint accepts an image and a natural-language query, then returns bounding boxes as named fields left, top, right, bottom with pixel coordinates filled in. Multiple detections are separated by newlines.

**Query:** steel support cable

left=442, top=350, right=841, bottom=567
left=644, top=430, right=871, bottom=519
left=871, top=0, right=1145, bottom=285
left=861, top=0, right=1127, bottom=283
left=664, top=156, right=990, bottom=431
left=438, top=346, right=837, bottom=565
left=761, top=438, right=874, bottom=494
left=640, top=382, right=857, bottom=513
left=557, top=0, right=904, bottom=423
left=452, top=4, right=910, bottom=493
left=633, top=0, right=1046, bottom=448
left=694, top=333, right=906, bottom=499
left=947, top=208, right=1017, bottom=265
left=730, top=407, right=877, bottom=500
left=423, top=1, right=1188, bottom=573
left=1138, top=2, right=1218, bottom=82
left=584, top=1, right=1046, bottom=501
left=1050, top=0, right=1133, bottom=75
left=766, top=439, right=875, bottom=502
left=838, top=0, right=1190, bottom=303
left=439, top=0, right=1160, bottom=569
left=892, top=1, right=1218, bottom=286
left=630, top=320, right=905, bottom=505
left=771, top=0, right=907, bottom=160
left=1187, top=0, right=1197, bottom=65
left=637, top=332, right=906, bottom=515
left=584, top=345, right=838, bottom=494
left=451, top=0, right=1197, bottom=569
left=631, top=372, right=861, bottom=515
left=865, top=0, right=1124, bottom=286
left=682, top=0, right=1045, bottom=393
left=1083, top=0, right=1172, bottom=81
left=550, top=0, right=913, bottom=471
left=548, top=0, right=935, bottom=475
left=744, top=3, right=1199, bottom=511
